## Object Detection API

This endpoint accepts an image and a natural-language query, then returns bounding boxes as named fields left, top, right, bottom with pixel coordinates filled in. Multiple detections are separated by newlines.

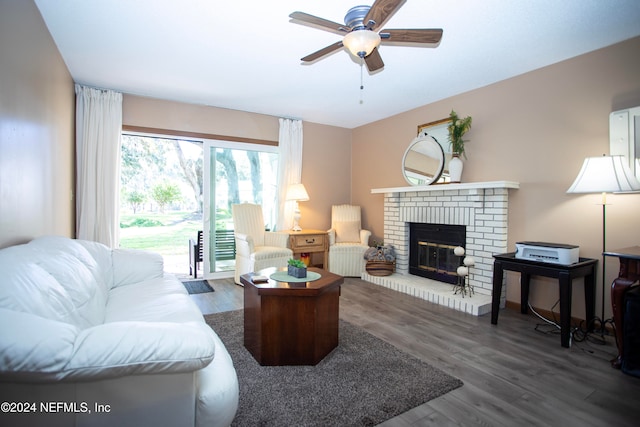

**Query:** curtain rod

left=122, top=125, right=278, bottom=146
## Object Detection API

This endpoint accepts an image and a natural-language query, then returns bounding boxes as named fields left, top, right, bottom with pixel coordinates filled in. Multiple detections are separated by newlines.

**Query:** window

left=120, top=131, right=279, bottom=278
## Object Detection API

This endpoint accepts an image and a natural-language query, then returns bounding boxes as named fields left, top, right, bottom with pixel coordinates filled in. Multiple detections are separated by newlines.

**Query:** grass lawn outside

left=119, top=211, right=201, bottom=255
left=119, top=211, right=235, bottom=277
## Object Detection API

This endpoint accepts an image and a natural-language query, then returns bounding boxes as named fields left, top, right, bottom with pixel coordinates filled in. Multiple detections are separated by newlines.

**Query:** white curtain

left=75, top=84, right=123, bottom=248
left=276, top=118, right=304, bottom=231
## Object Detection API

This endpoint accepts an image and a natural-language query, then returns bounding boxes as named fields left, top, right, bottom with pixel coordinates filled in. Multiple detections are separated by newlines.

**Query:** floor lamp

left=567, top=155, right=640, bottom=329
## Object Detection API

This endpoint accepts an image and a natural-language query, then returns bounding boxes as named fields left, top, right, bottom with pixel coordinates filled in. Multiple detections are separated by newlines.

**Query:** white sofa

left=0, top=236, right=238, bottom=427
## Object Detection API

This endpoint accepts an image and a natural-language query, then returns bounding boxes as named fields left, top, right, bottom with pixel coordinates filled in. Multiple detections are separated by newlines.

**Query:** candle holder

left=453, top=246, right=475, bottom=297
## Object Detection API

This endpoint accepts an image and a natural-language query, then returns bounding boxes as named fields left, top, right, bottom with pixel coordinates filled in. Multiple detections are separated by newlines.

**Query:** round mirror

left=402, top=133, right=445, bottom=186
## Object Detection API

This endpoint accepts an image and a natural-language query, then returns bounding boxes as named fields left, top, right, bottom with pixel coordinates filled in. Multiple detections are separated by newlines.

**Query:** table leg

left=559, top=271, right=572, bottom=348
left=521, top=273, right=531, bottom=314
left=491, top=260, right=504, bottom=325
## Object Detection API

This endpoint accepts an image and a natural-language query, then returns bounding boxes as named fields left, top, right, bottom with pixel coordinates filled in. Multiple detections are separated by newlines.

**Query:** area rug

left=181, top=279, right=214, bottom=294
left=205, top=310, right=463, bottom=427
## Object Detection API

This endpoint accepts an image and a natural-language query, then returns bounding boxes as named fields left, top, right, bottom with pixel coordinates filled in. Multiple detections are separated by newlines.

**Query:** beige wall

left=0, top=0, right=75, bottom=249
left=352, top=36, right=640, bottom=319
left=298, top=121, right=353, bottom=231
left=122, top=95, right=352, bottom=235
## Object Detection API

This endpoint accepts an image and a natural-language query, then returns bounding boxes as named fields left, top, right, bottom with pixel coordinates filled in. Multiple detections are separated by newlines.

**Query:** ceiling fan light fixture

left=343, top=30, right=381, bottom=58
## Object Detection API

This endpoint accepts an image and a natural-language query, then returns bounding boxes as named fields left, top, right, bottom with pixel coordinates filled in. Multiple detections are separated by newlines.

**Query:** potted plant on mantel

left=447, top=109, right=472, bottom=183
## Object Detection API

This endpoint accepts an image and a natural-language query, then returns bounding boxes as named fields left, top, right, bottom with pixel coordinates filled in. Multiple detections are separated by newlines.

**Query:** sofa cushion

left=64, top=321, right=216, bottom=380
left=34, top=252, right=106, bottom=327
left=0, top=262, right=77, bottom=323
left=112, top=248, right=164, bottom=288
left=30, top=236, right=109, bottom=325
left=105, top=276, right=204, bottom=324
left=0, top=243, right=106, bottom=328
left=77, top=238, right=116, bottom=287
left=30, top=236, right=108, bottom=290
left=0, top=307, right=216, bottom=381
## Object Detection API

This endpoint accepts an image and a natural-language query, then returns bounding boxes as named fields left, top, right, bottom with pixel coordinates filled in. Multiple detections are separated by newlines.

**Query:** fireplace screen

left=417, top=242, right=460, bottom=275
left=409, top=223, right=465, bottom=284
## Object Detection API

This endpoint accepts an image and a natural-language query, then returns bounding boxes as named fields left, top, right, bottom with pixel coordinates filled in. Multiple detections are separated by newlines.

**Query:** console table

left=603, top=246, right=640, bottom=368
left=491, top=253, right=598, bottom=348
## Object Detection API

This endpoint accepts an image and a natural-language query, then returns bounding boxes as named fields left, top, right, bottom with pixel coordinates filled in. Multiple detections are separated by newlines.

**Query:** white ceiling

left=34, top=0, right=640, bottom=129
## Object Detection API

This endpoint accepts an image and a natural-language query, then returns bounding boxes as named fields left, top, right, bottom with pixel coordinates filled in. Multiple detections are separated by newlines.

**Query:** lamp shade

left=286, top=183, right=310, bottom=201
left=343, top=30, right=381, bottom=58
left=567, top=155, right=640, bottom=194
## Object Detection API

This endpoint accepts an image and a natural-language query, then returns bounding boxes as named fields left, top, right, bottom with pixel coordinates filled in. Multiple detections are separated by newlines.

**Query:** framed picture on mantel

left=415, top=118, right=452, bottom=184
left=417, top=118, right=450, bottom=150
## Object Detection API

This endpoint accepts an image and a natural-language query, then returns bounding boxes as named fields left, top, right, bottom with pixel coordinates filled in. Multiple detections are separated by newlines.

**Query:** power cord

left=529, top=302, right=561, bottom=330
left=573, top=315, right=616, bottom=346
left=528, top=301, right=567, bottom=342
left=528, top=300, right=617, bottom=349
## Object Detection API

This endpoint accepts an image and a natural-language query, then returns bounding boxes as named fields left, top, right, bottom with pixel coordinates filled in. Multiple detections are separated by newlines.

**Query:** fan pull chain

left=359, top=58, right=364, bottom=104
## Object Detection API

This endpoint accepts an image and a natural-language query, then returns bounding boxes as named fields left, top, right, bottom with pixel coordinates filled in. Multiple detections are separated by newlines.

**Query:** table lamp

left=567, top=154, right=640, bottom=327
left=286, top=183, right=309, bottom=231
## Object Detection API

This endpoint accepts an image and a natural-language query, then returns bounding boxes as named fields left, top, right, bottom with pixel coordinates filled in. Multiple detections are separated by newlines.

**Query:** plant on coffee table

left=287, top=258, right=307, bottom=278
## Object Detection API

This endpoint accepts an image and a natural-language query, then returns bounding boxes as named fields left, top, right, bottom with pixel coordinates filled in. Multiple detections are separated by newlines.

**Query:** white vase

left=449, top=154, right=463, bottom=183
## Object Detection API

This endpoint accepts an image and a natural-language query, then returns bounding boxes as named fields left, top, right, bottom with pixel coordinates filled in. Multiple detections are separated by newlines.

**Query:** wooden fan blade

left=300, top=41, right=344, bottom=62
left=380, top=29, right=443, bottom=44
left=365, top=47, right=384, bottom=72
left=289, top=11, right=349, bottom=35
left=364, top=0, right=406, bottom=30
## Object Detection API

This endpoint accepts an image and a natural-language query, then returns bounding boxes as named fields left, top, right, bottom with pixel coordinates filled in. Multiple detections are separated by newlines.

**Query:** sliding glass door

left=202, top=140, right=279, bottom=279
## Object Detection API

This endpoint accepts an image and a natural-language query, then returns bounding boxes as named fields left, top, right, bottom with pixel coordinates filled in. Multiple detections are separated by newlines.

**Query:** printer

left=515, top=241, right=579, bottom=265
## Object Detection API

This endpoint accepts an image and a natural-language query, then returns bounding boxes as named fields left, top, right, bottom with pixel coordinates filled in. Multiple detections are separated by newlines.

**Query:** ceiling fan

left=289, top=0, right=443, bottom=72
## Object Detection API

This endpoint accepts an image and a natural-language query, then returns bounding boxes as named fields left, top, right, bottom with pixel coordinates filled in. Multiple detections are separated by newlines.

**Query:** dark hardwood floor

left=194, top=277, right=640, bottom=427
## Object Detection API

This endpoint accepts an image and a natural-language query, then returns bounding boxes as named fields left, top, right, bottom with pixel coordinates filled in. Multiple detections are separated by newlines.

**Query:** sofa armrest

left=264, top=231, right=289, bottom=248
left=195, top=333, right=239, bottom=427
left=234, top=233, right=254, bottom=257
left=0, top=309, right=77, bottom=380
left=360, top=229, right=372, bottom=246
left=112, top=248, right=164, bottom=288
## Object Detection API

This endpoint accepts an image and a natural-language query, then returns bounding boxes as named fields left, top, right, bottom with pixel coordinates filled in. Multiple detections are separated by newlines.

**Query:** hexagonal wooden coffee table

left=240, top=267, right=343, bottom=366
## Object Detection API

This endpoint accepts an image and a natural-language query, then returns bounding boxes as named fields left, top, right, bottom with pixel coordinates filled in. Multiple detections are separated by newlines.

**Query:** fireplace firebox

left=409, top=223, right=466, bottom=284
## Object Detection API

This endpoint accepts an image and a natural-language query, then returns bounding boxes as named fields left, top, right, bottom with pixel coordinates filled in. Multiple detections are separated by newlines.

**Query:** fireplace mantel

left=364, top=180, right=520, bottom=316
left=371, top=180, right=520, bottom=194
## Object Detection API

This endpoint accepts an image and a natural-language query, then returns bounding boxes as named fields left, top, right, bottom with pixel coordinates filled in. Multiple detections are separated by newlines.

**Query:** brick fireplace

left=364, top=181, right=519, bottom=315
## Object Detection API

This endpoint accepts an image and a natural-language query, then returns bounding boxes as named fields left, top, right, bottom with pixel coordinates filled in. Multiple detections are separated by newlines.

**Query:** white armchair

left=327, top=204, right=372, bottom=277
left=231, top=203, right=292, bottom=284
